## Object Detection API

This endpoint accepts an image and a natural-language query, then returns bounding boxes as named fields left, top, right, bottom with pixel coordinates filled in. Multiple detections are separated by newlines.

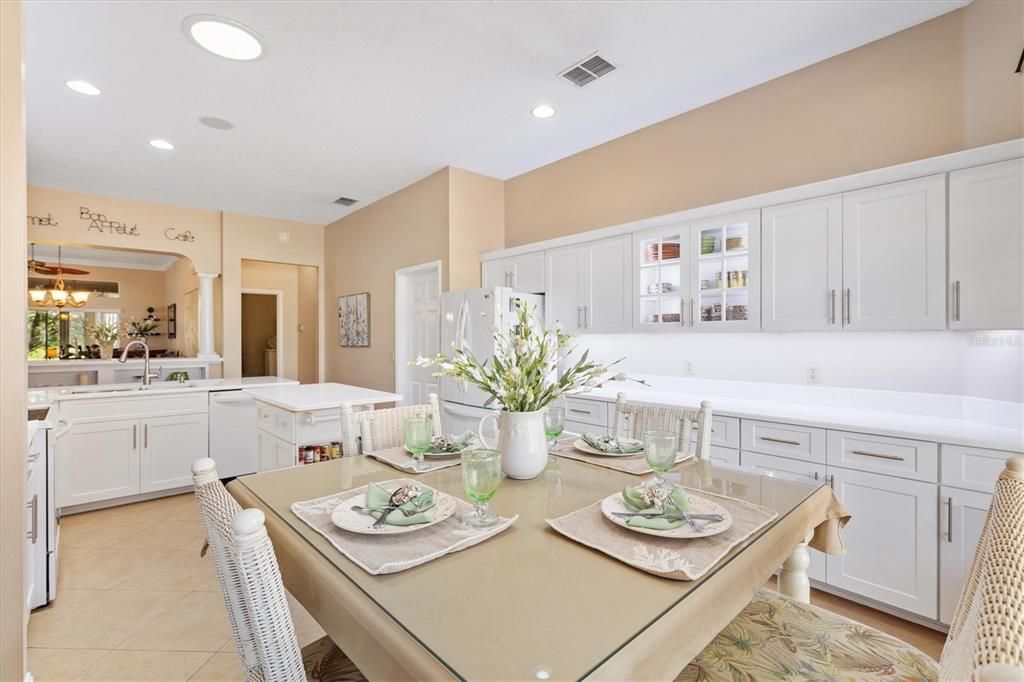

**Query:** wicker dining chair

left=356, top=393, right=442, bottom=452
left=192, top=458, right=366, bottom=682
left=612, top=393, right=713, bottom=460
left=678, top=457, right=1024, bottom=681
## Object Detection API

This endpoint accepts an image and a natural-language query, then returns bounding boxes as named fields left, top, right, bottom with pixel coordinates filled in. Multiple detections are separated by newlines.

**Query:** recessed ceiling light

left=183, top=15, right=264, bottom=61
left=149, top=139, right=175, bottom=151
left=531, top=104, right=555, bottom=119
left=65, top=80, right=101, bottom=96
left=198, top=116, right=234, bottom=130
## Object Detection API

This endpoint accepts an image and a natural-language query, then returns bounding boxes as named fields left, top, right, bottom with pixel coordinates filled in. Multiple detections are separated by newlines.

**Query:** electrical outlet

left=684, top=361, right=695, bottom=376
left=807, top=367, right=819, bottom=384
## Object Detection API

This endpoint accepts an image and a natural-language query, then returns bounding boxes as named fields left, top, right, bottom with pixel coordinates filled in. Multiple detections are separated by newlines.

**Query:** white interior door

left=842, top=175, right=946, bottom=330
left=762, top=195, right=843, bottom=331
left=939, top=486, right=992, bottom=624
left=949, top=158, right=1024, bottom=330
left=398, top=265, right=441, bottom=406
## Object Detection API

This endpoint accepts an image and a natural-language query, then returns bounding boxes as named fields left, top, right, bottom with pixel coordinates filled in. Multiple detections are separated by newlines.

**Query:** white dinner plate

left=600, top=490, right=733, bottom=539
left=404, top=444, right=468, bottom=459
left=331, top=487, right=457, bottom=535
left=572, top=438, right=644, bottom=458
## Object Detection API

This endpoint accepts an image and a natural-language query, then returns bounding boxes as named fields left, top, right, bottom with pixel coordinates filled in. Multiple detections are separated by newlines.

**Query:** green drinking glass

left=643, top=430, right=678, bottom=487
left=461, top=449, right=502, bottom=528
left=403, top=416, right=432, bottom=472
left=544, top=406, right=565, bottom=449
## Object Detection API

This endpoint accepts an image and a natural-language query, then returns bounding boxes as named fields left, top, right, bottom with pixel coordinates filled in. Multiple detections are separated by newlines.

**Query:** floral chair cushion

left=677, top=589, right=938, bottom=682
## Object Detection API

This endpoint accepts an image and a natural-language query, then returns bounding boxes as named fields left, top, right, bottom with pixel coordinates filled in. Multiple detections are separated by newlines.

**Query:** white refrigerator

left=439, top=287, right=543, bottom=437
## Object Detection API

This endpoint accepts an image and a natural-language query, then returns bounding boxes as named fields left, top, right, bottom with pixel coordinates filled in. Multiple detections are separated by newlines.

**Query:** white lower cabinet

left=140, top=413, right=209, bottom=493
left=258, top=431, right=298, bottom=472
left=826, top=467, right=938, bottom=618
left=939, top=486, right=992, bottom=624
left=708, top=446, right=739, bottom=468
left=57, top=418, right=141, bottom=507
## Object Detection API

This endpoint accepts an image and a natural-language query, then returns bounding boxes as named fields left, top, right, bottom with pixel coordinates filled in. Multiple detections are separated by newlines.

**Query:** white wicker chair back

left=357, top=393, right=442, bottom=452
left=191, top=458, right=264, bottom=682
left=940, top=457, right=1024, bottom=681
left=233, top=508, right=307, bottom=682
left=612, top=394, right=712, bottom=460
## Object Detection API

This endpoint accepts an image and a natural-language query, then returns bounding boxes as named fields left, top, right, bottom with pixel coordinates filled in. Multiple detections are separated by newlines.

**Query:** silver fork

left=668, top=496, right=704, bottom=532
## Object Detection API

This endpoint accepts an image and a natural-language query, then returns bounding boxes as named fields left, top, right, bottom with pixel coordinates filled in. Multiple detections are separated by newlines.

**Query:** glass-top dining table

left=227, top=454, right=847, bottom=681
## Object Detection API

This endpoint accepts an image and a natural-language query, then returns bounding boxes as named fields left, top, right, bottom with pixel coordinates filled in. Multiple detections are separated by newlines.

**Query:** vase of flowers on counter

left=126, top=315, right=159, bottom=339
left=86, top=321, right=122, bottom=360
left=416, top=302, right=644, bottom=480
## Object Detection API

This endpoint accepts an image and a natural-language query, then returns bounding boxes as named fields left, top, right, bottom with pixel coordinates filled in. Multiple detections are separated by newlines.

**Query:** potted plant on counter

left=126, top=316, right=159, bottom=338
left=86, top=321, right=122, bottom=360
left=416, top=302, right=645, bottom=480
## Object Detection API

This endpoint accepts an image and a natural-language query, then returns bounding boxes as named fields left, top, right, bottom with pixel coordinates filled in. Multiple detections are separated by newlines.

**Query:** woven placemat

left=364, top=446, right=461, bottom=474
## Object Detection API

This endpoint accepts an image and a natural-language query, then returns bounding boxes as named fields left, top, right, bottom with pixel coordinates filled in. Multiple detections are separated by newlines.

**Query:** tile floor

left=29, top=492, right=946, bottom=680
left=27, top=494, right=325, bottom=681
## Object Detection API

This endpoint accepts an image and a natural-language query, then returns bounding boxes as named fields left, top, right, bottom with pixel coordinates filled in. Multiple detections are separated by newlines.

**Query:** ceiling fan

left=27, top=243, right=90, bottom=276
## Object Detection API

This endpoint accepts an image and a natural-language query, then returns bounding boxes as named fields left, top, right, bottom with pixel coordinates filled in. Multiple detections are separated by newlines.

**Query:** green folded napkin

left=425, top=431, right=475, bottom=454
left=366, top=481, right=435, bottom=526
left=621, top=485, right=691, bottom=530
left=582, top=433, right=644, bottom=454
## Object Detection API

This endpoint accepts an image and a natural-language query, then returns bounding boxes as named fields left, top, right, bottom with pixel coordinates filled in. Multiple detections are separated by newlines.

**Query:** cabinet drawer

left=257, top=404, right=294, bottom=442
left=741, top=420, right=826, bottom=463
left=709, top=446, right=739, bottom=468
left=710, top=415, right=740, bottom=449
left=564, top=398, right=608, bottom=427
left=61, top=392, right=208, bottom=421
left=565, top=419, right=605, bottom=437
left=294, top=408, right=343, bottom=446
left=941, top=444, right=1015, bottom=493
left=741, top=451, right=825, bottom=483
left=827, top=431, right=937, bottom=482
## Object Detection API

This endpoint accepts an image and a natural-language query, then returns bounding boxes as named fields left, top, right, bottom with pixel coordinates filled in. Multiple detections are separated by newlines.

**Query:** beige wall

left=241, top=259, right=318, bottom=381
left=1, top=1, right=27, bottom=677
left=162, top=256, right=199, bottom=355
left=27, top=185, right=221, bottom=272
left=221, top=212, right=324, bottom=379
left=448, top=167, right=505, bottom=290
left=29, top=263, right=177, bottom=350
left=297, top=265, right=319, bottom=384
left=504, top=0, right=1024, bottom=246
left=324, top=168, right=451, bottom=391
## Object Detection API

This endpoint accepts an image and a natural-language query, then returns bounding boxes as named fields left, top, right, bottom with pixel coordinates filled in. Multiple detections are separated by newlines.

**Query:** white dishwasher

left=209, top=389, right=259, bottom=478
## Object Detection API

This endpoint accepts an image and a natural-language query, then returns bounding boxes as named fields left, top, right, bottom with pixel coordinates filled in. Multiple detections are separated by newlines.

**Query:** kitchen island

left=244, top=382, right=402, bottom=465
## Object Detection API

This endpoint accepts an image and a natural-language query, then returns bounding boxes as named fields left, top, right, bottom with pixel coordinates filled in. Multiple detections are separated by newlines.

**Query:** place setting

left=547, top=430, right=778, bottom=581
left=549, top=412, right=695, bottom=476
left=363, top=416, right=477, bottom=474
left=291, top=448, right=517, bottom=575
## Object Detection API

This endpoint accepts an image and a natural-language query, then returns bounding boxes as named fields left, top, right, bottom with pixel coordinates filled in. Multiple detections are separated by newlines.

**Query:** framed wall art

left=338, top=292, right=370, bottom=347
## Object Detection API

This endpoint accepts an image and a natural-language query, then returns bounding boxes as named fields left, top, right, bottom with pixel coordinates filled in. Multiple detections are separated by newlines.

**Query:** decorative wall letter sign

left=164, top=228, right=196, bottom=242
left=79, top=206, right=140, bottom=236
left=27, top=213, right=59, bottom=227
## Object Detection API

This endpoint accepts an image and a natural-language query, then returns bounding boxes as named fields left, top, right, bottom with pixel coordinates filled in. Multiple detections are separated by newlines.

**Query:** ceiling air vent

left=333, top=196, right=358, bottom=207
left=560, top=53, right=616, bottom=87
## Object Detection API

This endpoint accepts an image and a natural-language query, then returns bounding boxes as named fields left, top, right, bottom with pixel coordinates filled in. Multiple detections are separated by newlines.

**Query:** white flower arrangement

left=415, top=302, right=645, bottom=412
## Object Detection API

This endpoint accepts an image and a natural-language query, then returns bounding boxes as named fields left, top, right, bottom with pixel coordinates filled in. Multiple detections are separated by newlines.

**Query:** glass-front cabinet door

left=689, top=210, right=761, bottom=331
left=634, top=225, right=690, bottom=331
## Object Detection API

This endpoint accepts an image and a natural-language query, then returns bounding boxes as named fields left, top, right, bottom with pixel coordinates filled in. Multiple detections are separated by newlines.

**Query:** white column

left=197, top=273, right=220, bottom=359
left=778, top=531, right=813, bottom=604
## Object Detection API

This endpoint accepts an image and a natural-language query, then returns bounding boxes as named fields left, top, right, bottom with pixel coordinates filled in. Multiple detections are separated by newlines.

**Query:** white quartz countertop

left=28, top=376, right=297, bottom=410
left=29, top=357, right=223, bottom=369
left=244, top=382, right=402, bottom=412
left=574, top=376, right=1024, bottom=454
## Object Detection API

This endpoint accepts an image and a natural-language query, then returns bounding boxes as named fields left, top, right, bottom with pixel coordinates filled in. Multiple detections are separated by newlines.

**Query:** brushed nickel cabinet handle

left=844, top=288, right=851, bottom=325
left=830, top=289, right=836, bottom=325
left=946, top=496, right=954, bottom=543
left=761, top=435, right=801, bottom=446
left=27, top=494, right=39, bottom=543
left=850, top=449, right=904, bottom=461
left=680, top=298, right=686, bottom=326
left=568, top=408, right=590, bottom=415
left=584, top=306, right=590, bottom=328
left=144, top=423, right=149, bottom=448
left=828, top=474, right=835, bottom=489
left=689, top=299, right=695, bottom=327
left=954, top=281, right=961, bottom=322
left=813, top=471, right=820, bottom=481
left=576, top=306, right=583, bottom=328
left=133, top=424, right=137, bottom=449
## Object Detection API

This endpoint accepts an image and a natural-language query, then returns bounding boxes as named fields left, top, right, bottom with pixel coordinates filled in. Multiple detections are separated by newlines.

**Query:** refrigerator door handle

left=456, top=300, right=469, bottom=351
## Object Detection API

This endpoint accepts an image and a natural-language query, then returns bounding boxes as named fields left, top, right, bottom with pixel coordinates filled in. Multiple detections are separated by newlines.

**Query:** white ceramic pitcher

left=478, top=409, right=548, bottom=480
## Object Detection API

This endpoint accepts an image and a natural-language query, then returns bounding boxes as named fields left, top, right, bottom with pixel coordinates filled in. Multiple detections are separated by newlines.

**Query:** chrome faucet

left=119, top=339, right=159, bottom=386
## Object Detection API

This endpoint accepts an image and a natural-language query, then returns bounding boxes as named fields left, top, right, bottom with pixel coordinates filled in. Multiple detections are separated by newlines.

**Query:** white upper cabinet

left=545, top=245, right=587, bottom=333
left=949, top=159, right=1024, bottom=330
left=482, top=253, right=547, bottom=294
left=762, top=196, right=843, bottom=331
left=547, top=237, right=630, bottom=334
left=689, top=210, right=761, bottom=331
left=842, top=175, right=947, bottom=330
left=583, top=236, right=632, bottom=333
left=634, top=225, right=690, bottom=332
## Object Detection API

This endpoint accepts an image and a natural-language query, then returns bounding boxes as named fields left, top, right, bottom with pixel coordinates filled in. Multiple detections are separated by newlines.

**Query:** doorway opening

left=241, top=290, right=283, bottom=378
left=395, top=260, right=441, bottom=406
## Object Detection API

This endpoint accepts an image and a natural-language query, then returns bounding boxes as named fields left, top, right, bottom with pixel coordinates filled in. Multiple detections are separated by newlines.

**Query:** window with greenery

left=27, top=310, right=120, bottom=360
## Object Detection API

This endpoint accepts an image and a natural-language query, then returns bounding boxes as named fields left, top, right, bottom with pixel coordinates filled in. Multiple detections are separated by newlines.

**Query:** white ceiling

left=30, top=244, right=178, bottom=271
left=24, top=1, right=967, bottom=224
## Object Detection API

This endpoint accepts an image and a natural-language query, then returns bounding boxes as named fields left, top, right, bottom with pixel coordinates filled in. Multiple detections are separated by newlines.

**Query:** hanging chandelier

left=28, top=245, right=90, bottom=308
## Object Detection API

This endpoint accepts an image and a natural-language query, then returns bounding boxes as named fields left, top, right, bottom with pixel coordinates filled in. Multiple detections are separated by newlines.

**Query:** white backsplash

left=576, top=330, right=1023, bottom=403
